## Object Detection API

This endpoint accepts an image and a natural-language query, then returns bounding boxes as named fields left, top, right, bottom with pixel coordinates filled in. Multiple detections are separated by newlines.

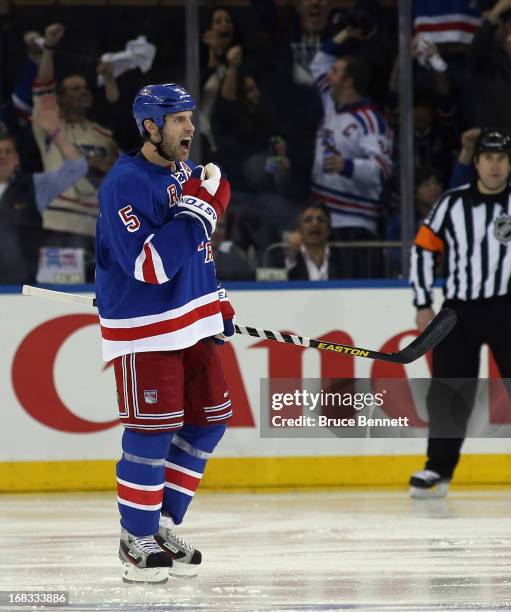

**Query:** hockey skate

left=119, top=527, right=173, bottom=584
left=156, top=512, right=202, bottom=578
left=409, top=469, right=450, bottom=499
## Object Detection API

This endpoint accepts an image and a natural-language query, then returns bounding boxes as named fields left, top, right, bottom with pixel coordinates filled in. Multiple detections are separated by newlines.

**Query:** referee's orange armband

left=414, top=225, right=444, bottom=253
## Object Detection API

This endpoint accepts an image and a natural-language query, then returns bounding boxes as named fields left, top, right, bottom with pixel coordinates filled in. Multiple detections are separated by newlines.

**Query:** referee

left=409, top=129, right=511, bottom=498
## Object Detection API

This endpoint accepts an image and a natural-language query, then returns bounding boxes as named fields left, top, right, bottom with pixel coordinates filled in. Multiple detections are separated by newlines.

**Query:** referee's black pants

left=426, top=294, right=511, bottom=479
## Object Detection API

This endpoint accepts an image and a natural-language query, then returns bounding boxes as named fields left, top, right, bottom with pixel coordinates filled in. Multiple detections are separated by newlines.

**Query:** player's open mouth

left=180, top=138, right=192, bottom=151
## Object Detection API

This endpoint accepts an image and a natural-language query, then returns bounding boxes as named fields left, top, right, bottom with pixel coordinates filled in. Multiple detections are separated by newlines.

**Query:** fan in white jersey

left=310, top=27, right=393, bottom=241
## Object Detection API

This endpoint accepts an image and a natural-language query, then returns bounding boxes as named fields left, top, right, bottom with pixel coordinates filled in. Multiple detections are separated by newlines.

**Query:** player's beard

left=160, top=137, right=189, bottom=162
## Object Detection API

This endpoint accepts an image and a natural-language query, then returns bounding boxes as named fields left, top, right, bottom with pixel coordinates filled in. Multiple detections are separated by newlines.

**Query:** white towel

left=97, top=35, right=156, bottom=86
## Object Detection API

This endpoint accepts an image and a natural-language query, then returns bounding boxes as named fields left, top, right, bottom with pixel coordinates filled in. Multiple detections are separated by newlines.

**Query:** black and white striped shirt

left=410, top=182, right=511, bottom=307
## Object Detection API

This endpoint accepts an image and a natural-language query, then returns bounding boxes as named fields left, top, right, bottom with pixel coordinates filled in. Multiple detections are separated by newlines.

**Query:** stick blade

left=397, top=307, right=457, bottom=364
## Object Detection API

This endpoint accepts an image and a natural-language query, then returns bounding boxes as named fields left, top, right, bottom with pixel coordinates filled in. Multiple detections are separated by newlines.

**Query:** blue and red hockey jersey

left=413, top=0, right=484, bottom=45
left=95, top=153, right=223, bottom=361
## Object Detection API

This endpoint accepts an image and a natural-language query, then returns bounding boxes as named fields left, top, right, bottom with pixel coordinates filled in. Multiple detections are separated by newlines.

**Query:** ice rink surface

left=1, top=488, right=511, bottom=612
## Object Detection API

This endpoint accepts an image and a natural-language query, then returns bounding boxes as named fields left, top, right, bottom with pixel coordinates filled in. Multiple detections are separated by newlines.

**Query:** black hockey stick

left=234, top=308, right=456, bottom=364
left=21, top=285, right=456, bottom=364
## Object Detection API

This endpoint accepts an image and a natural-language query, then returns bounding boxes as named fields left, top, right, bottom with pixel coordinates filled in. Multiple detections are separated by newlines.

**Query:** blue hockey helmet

left=132, top=83, right=196, bottom=136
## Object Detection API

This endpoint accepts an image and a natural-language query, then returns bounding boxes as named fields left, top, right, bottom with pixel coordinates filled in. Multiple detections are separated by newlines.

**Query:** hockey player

left=95, top=83, right=234, bottom=583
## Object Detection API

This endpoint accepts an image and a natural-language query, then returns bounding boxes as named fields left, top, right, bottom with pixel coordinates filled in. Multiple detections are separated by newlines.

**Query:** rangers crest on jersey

left=494, top=215, right=511, bottom=243
left=144, top=390, right=158, bottom=404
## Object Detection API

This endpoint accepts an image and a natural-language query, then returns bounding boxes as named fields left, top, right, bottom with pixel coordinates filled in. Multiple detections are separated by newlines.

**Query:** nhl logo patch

left=494, top=215, right=511, bottom=243
left=144, top=390, right=158, bottom=404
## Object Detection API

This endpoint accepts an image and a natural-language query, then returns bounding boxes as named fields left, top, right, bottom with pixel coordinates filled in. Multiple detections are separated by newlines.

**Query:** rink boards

left=1, top=281, right=511, bottom=492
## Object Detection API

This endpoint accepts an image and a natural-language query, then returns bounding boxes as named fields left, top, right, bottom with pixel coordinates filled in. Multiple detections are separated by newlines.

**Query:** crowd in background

left=0, top=0, right=510, bottom=284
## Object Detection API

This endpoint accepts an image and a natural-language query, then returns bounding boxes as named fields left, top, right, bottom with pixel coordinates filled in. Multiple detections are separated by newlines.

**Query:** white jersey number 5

left=118, top=205, right=141, bottom=232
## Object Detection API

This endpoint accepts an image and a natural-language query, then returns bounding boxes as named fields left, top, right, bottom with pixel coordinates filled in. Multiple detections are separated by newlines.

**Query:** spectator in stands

left=212, top=59, right=300, bottom=261
left=310, top=27, right=393, bottom=277
left=31, top=23, right=118, bottom=281
left=249, top=0, right=335, bottom=181
left=2, top=28, right=122, bottom=172
left=212, top=49, right=291, bottom=194
left=388, top=35, right=459, bottom=180
left=384, top=35, right=459, bottom=256
left=448, top=127, right=481, bottom=187
left=413, top=165, right=443, bottom=221
left=287, top=0, right=333, bottom=85
left=468, top=0, right=511, bottom=131
left=252, top=0, right=333, bottom=85
left=413, top=88, right=458, bottom=173
left=212, top=216, right=254, bottom=281
left=385, top=164, right=444, bottom=276
left=0, top=31, right=45, bottom=173
left=0, top=98, right=88, bottom=284
left=413, top=0, right=493, bottom=128
left=332, top=0, right=395, bottom=105
left=287, top=203, right=345, bottom=280
left=393, top=164, right=443, bottom=233
left=200, top=7, right=241, bottom=159
left=96, top=60, right=120, bottom=106
left=413, top=0, right=487, bottom=47
left=0, top=32, right=40, bottom=135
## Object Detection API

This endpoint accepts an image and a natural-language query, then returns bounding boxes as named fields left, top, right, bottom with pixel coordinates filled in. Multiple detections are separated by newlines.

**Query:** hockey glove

left=214, top=285, right=235, bottom=345
left=175, top=163, right=231, bottom=240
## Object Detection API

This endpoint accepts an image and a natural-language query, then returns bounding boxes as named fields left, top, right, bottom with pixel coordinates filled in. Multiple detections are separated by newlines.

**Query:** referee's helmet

left=474, top=129, right=511, bottom=158
left=132, top=83, right=196, bottom=137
